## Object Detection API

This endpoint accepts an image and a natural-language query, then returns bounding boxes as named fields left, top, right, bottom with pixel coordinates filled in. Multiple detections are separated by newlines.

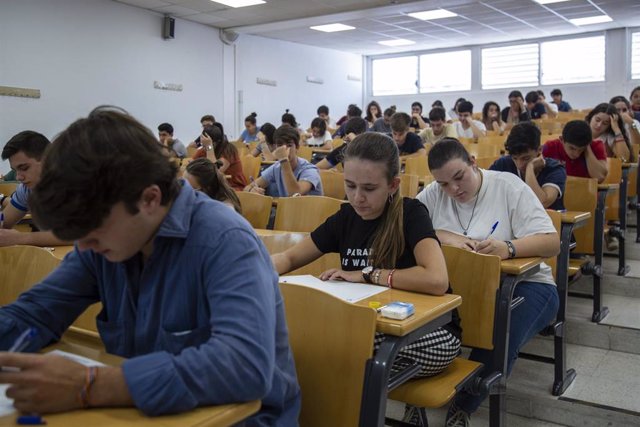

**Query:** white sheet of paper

left=0, top=385, right=13, bottom=417
left=279, top=274, right=387, bottom=303
left=46, top=350, right=106, bottom=367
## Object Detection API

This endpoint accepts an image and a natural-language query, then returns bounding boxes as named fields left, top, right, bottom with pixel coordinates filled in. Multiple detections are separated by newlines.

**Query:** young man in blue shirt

left=245, top=125, right=323, bottom=197
left=0, top=131, right=72, bottom=247
left=0, top=108, right=301, bottom=425
left=490, top=122, right=566, bottom=211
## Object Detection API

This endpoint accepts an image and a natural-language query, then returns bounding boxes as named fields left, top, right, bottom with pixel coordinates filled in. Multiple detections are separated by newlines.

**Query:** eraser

left=380, top=302, right=415, bottom=320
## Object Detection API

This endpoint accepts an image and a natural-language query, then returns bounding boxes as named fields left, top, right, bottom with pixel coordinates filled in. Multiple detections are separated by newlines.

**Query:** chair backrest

left=259, top=232, right=340, bottom=276
left=400, top=173, right=419, bottom=198
left=404, top=155, right=429, bottom=178
left=331, top=138, right=344, bottom=149
left=442, top=245, right=501, bottom=350
left=236, top=191, right=273, bottom=229
left=279, top=282, right=377, bottom=427
left=545, top=210, right=562, bottom=279
left=319, top=170, right=346, bottom=200
left=0, top=182, right=18, bottom=197
left=231, top=140, right=246, bottom=151
left=297, top=146, right=313, bottom=161
left=274, top=196, right=343, bottom=232
left=186, top=145, right=198, bottom=159
left=604, top=157, right=623, bottom=221
left=564, top=176, right=598, bottom=254
left=0, top=246, right=62, bottom=306
left=241, top=154, right=262, bottom=183
left=465, top=144, right=500, bottom=159
left=475, top=156, right=499, bottom=169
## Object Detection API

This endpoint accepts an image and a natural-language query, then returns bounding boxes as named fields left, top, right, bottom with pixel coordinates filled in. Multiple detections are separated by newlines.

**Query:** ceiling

left=114, top=0, right=640, bottom=55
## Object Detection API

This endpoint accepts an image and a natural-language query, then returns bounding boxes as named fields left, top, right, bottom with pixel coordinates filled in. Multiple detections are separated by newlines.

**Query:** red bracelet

left=78, top=366, right=98, bottom=409
left=387, top=269, right=396, bottom=288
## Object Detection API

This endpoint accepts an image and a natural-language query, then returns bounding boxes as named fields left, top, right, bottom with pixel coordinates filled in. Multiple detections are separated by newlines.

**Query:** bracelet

left=78, top=366, right=98, bottom=409
left=279, top=158, right=289, bottom=164
left=373, top=269, right=382, bottom=286
left=386, top=269, right=396, bottom=288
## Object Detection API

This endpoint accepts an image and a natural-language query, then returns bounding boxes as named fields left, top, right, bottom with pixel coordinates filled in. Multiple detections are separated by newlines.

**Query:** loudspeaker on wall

left=163, top=15, right=175, bottom=39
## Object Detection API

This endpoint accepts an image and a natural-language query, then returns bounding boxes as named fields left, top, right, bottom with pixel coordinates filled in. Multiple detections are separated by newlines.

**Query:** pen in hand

left=8, top=327, right=38, bottom=353
left=483, top=221, right=499, bottom=241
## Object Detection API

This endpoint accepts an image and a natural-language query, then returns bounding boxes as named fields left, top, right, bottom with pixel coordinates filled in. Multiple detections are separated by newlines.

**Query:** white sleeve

left=510, top=183, right=557, bottom=239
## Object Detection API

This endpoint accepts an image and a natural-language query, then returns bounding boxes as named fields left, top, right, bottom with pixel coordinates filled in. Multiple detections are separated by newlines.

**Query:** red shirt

left=542, top=139, right=606, bottom=178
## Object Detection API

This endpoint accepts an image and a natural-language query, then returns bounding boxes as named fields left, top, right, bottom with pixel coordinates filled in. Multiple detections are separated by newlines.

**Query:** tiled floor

left=598, top=294, right=640, bottom=329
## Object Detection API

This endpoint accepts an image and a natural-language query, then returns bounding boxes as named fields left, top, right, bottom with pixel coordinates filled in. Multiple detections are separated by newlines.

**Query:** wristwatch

left=362, top=266, right=374, bottom=283
left=505, top=241, right=516, bottom=259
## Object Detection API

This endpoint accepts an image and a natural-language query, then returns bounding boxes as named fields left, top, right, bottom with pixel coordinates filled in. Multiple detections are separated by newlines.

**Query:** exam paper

left=279, top=275, right=387, bottom=303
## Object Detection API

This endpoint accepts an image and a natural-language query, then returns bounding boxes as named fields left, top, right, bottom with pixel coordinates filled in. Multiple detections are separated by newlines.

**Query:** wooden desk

left=254, top=228, right=293, bottom=236
left=311, top=148, right=331, bottom=155
left=499, top=257, right=542, bottom=275
left=44, top=245, right=75, bottom=260
left=356, top=290, right=461, bottom=427
left=0, top=336, right=260, bottom=427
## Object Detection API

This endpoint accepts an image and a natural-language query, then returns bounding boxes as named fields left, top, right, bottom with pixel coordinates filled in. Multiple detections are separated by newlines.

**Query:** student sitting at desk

left=0, top=107, right=301, bottom=424
left=586, top=103, right=631, bottom=162
left=390, top=112, right=427, bottom=159
left=316, top=117, right=367, bottom=170
left=0, top=131, right=72, bottom=247
left=236, top=112, right=260, bottom=144
left=418, top=107, right=457, bottom=147
left=183, top=158, right=242, bottom=213
left=250, top=122, right=277, bottom=161
left=417, top=138, right=559, bottom=427
left=244, top=125, right=323, bottom=197
left=490, top=122, right=566, bottom=210
left=542, top=120, right=608, bottom=183
left=303, top=117, right=332, bottom=149
left=272, top=133, right=461, bottom=423
left=193, top=124, right=247, bottom=190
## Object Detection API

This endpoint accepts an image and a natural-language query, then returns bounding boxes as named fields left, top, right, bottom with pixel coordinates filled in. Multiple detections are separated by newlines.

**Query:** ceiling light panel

left=408, top=9, right=458, bottom=21
left=209, top=0, right=265, bottom=8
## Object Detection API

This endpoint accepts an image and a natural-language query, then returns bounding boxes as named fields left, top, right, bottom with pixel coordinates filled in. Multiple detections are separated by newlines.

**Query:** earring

left=388, top=193, right=394, bottom=203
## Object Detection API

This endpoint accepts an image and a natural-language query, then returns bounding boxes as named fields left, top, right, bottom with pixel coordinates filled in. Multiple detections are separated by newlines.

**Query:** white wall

left=234, top=34, right=363, bottom=135
left=365, top=27, right=639, bottom=117
left=0, top=0, right=225, bottom=173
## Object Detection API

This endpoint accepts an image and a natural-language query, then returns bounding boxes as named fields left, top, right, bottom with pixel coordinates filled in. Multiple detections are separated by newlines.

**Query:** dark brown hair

left=30, top=106, right=180, bottom=240
left=186, top=158, right=241, bottom=213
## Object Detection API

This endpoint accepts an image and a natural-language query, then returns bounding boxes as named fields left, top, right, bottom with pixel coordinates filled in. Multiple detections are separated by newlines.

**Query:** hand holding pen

left=475, top=222, right=509, bottom=259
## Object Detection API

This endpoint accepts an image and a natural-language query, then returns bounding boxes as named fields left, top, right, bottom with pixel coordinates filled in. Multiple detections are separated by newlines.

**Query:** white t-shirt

left=305, top=130, right=332, bottom=147
left=453, top=120, right=487, bottom=138
left=417, top=169, right=556, bottom=286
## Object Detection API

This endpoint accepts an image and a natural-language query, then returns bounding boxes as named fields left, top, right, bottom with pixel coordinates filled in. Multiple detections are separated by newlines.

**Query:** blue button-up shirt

left=0, top=182, right=301, bottom=425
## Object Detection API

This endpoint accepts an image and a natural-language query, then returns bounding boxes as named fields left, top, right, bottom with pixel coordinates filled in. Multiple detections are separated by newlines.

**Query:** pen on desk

left=16, top=415, right=46, bottom=425
left=483, top=221, right=499, bottom=241
left=0, top=212, right=4, bottom=229
left=8, top=327, right=38, bottom=353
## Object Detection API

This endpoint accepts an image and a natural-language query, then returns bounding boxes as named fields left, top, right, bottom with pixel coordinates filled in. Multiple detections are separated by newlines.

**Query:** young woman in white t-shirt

left=303, top=117, right=332, bottom=149
left=417, top=138, right=560, bottom=427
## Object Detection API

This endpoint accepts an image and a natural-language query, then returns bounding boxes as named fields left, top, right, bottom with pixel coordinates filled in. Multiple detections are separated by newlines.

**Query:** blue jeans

left=455, top=281, right=559, bottom=414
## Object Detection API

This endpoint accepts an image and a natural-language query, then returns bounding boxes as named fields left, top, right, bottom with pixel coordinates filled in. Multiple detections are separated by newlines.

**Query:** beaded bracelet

left=387, top=269, right=396, bottom=288
left=78, top=366, right=98, bottom=409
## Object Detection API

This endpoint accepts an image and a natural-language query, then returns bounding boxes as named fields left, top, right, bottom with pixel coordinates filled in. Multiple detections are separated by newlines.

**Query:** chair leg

left=418, top=408, right=429, bottom=427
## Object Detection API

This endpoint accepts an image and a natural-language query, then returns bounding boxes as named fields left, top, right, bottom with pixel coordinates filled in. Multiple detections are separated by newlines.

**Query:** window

left=372, top=56, right=418, bottom=96
left=419, top=50, right=471, bottom=92
left=481, top=44, right=539, bottom=89
left=541, top=36, right=605, bottom=85
left=632, top=32, right=640, bottom=80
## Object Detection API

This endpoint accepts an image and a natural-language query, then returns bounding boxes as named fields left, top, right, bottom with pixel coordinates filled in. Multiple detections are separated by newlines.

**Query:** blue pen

left=16, top=415, right=46, bottom=425
left=0, top=212, right=4, bottom=229
left=483, top=221, right=499, bottom=241
left=8, top=328, right=37, bottom=353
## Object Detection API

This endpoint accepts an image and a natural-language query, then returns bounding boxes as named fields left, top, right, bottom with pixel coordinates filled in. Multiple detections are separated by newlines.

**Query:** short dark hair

left=245, top=112, right=257, bottom=125
left=200, top=115, right=215, bottom=124
left=260, top=123, right=276, bottom=146
left=30, top=106, right=180, bottom=241
left=428, top=107, right=446, bottom=122
left=456, top=101, right=473, bottom=114
left=411, top=102, right=423, bottom=111
left=525, top=91, right=539, bottom=104
left=390, top=112, right=411, bottom=132
left=383, top=105, right=397, bottom=118
left=347, top=104, right=362, bottom=118
left=610, top=95, right=630, bottom=108
left=281, top=110, right=297, bottom=127
left=2, top=131, right=50, bottom=161
left=505, top=122, right=541, bottom=155
left=508, top=90, right=523, bottom=100
left=550, top=89, right=562, bottom=97
left=317, top=105, right=329, bottom=116
left=427, top=138, right=472, bottom=171
left=157, top=123, right=174, bottom=135
left=274, top=125, right=300, bottom=148
left=562, top=120, right=592, bottom=148
left=432, top=100, right=444, bottom=108
left=536, top=90, right=546, bottom=98
left=344, top=117, right=367, bottom=135
left=310, top=117, right=327, bottom=134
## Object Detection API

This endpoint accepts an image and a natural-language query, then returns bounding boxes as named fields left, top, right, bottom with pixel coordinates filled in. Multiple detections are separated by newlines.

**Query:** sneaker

left=605, top=232, right=619, bottom=251
left=401, top=404, right=420, bottom=425
left=445, top=402, right=470, bottom=427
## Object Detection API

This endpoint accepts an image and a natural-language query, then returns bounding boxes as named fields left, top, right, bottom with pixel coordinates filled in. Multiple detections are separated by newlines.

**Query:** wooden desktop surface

left=357, top=290, right=460, bottom=337
left=499, top=257, right=542, bottom=275
left=0, top=335, right=260, bottom=427
left=560, top=211, right=591, bottom=224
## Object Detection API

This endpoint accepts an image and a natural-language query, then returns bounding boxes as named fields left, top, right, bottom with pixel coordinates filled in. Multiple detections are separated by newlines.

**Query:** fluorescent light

left=569, top=15, right=613, bottom=26
left=378, top=39, right=416, bottom=47
left=408, top=9, right=457, bottom=21
left=310, top=23, right=355, bottom=32
left=209, top=0, right=265, bottom=7
left=533, top=0, right=571, bottom=4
